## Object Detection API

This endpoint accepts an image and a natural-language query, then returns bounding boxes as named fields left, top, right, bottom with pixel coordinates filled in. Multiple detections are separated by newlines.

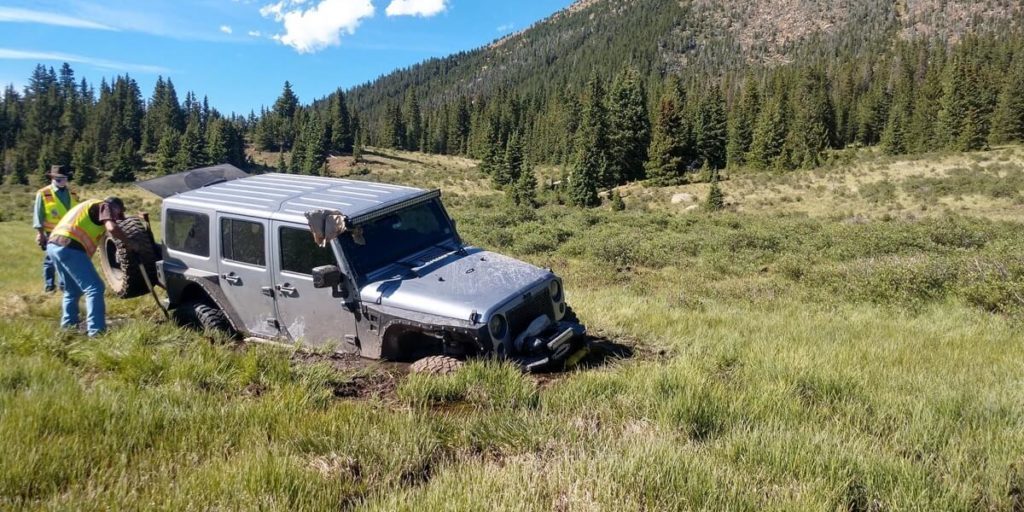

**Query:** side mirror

left=312, top=265, right=342, bottom=289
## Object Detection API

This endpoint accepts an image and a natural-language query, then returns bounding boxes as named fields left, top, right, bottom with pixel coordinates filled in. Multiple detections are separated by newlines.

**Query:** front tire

left=174, top=300, right=234, bottom=336
left=409, top=355, right=464, bottom=375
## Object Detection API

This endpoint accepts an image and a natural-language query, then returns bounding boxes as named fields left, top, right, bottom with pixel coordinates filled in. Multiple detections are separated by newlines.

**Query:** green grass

left=2, top=150, right=1024, bottom=510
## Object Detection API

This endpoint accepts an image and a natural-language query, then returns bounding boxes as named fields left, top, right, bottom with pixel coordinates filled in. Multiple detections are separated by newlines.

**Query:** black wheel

left=409, top=355, right=464, bottom=375
left=174, top=300, right=234, bottom=335
left=99, top=217, right=159, bottom=299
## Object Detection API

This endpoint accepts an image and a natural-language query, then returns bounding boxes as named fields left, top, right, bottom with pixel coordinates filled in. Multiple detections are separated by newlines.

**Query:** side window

left=166, top=210, right=209, bottom=256
left=221, top=218, right=265, bottom=266
left=280, top=227, right=336, bottom=275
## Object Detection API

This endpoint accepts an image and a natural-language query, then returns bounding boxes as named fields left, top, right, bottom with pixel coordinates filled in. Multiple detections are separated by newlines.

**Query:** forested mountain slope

left=346, top=0, right=1022, bottom=117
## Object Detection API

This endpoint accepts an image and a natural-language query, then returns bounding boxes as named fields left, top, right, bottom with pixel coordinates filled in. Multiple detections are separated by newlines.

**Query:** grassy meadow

left=1, top=147, right=1023, bottom=510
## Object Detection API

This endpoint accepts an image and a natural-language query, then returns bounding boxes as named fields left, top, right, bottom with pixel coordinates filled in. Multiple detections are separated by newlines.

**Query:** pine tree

left=353, top=129, right=364, bottom=163
left=510, top=166, right=537, bottom=207
left=328, top=88, right=353, bottom=153
left=156, top=128, right=181, bottom=174
left=749, top=90, right=789, bottom=170
left=937, top=56, right=991, bottom=151
left=289, top=113, right=307, bottom=174
left=907, top=61, right=944, bottom=153
left=142, top=77, right=184, bottom=153
left=726, top=74, right=760, bottom=168
left=567, top=78, right=608, bottom=208
left=301, top=115, right=328, bottom=175
left=855, top=82, right=890, bottom=146
left=276, top=150, right=287, bottom=172
left=403, top=90, right=422, bottom=152
left=988, top=59, right=1024, bottom=145
left=449, top=97, right=471, bottom=155
left=567, top=151, right=600, bottom=208
left=384, top=103, right=405, bottom=149
left=579, top=78, right=612, bottom=188
left=495, top=130, right=523, bottom=187
left=71, top=137, right=99, bottom=184
left=109, top=139, right=138, bottom=183
left=607, top=67, right=650, bottom=184
left=272, top=81, right=299, bottom=150
left=205, top=118, right=229, bottom=164
left=881, top=74, right=913, bottom=155
left=479, top=118, right=503, bottom=177
left=646, top=77, right=689, bottom=183
left=609, top=189, right=625, bottom=211
left=695, top=84, right=728, bottom=170
left=788, top=68, right=834, bottom=168
left=176, top=118, right=205, bottom=170
left=705, top=169, right=724, bottom=212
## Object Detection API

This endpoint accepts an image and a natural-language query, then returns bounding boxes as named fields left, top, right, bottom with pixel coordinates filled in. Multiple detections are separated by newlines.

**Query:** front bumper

left=514, top=320, right=588, bottom=372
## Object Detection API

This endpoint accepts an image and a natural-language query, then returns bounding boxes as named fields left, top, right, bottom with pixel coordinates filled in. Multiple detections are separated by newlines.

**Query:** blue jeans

left=42, top=249, right=65, bottom=291
left=47, top=243, right=106, bottom=336
left=43, top=250, right=57, bottom=290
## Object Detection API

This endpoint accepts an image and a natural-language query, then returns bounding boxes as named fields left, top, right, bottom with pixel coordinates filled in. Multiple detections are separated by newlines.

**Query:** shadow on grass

left=568, top=334, right=643, bottom=371
left=362, top=149, right=421, bottom=165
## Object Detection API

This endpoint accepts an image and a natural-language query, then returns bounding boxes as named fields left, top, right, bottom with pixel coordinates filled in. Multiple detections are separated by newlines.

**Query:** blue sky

left=0, top=0, right=575, bottom=114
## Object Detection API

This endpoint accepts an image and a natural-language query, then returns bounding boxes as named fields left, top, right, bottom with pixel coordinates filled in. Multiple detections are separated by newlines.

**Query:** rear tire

left=174, top=300, right=234, bottom=335
left=99, top=217, right=159, bottom=299
left=409, top=355, right=464, bottom=375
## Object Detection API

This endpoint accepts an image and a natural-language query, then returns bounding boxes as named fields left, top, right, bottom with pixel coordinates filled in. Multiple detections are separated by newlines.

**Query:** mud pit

left=280, top=332, right=646, bottom=401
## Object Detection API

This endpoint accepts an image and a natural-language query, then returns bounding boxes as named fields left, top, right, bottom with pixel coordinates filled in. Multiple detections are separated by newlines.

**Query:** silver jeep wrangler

left=136, top=165, right=587, bottom=371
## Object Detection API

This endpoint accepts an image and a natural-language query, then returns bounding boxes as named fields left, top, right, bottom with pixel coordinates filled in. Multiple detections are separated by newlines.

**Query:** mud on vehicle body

left=127, top=165, right=587, bottom=372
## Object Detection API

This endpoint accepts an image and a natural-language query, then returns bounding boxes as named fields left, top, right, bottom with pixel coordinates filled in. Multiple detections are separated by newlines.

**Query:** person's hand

left=35, top=231, right=47, bottom=249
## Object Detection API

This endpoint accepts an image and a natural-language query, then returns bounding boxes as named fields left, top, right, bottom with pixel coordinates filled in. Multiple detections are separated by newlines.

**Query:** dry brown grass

left=627, top=147, right=1024, bottom=222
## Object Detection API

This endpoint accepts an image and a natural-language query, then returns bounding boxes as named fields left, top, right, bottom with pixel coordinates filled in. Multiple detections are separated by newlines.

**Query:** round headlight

left=488, top=314, right=508, bottom=339
left=549, top=280, right=563, bottom=303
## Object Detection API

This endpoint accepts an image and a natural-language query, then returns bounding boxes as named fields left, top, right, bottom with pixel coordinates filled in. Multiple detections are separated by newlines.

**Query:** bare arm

left=104, top=220, right=127, bottom=241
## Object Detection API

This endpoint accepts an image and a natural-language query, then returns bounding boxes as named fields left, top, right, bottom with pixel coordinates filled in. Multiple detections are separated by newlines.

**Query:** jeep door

left=271, top=222, right=358, bottom=350
left=216, top=214, right=279, bottom=338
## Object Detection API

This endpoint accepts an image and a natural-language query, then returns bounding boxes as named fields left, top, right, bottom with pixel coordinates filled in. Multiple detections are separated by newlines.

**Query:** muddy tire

left=99, top=217, right=159, bottom=299
left=174, top=300, right=234, bottom=335
left=409, top=355, right=464, bottom=375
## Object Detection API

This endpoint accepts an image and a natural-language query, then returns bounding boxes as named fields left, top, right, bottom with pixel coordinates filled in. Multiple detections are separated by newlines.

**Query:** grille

left=507, top=290, right=554, bottom=335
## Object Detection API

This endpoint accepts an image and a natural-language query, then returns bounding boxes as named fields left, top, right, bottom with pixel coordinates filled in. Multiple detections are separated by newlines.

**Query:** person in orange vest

left=46, top=197, right=133, bottom=337
left=33, top=165, right=79, bottom=292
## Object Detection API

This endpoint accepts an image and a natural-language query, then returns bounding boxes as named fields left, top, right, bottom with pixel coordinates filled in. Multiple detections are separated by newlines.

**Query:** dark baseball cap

left=104, top=197, right=125, bottom=210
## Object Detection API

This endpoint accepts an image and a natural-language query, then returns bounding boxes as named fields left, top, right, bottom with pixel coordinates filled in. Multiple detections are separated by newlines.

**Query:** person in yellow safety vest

left=33, top=165, right=79, bottom=293
left=47, top=197, right=133, bottom=337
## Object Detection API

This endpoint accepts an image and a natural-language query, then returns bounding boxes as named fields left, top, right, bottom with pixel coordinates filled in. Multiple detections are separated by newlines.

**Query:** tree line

left=0, top=64, right=247, bottom=185
left=345, top=34, right=1024, bottom=206
left=2, top=33, right=1023, bottom=210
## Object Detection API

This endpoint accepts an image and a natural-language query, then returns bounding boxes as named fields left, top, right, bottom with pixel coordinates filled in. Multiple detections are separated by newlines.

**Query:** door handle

left=222, top=272, right=241, bottom=285
left=276, top=283, right=298, bottom=297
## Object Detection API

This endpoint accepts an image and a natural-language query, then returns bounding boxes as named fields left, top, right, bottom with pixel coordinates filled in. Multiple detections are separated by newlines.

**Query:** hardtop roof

left=162, top=173, right=433, bottom=224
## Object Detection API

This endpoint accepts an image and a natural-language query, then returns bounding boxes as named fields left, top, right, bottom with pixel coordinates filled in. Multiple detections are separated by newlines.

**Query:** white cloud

left=0, top=48, right=170, bottom=74
left=496, top=22, right=514, bottom=32
left=259, top=0, right=289, bottom=20
left=261, top=0, right=374, bottom=54
left=0, top=6, right=115, bottom=30
left=220, top=25, right=233, bottom=34
left=248, top=30, right=262, bottom=37
left=385, top=0, right=447, bottom=17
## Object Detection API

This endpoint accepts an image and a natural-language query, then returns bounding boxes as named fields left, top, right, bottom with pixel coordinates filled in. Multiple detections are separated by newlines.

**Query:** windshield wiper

left=435, top=240, right=465, bottom=255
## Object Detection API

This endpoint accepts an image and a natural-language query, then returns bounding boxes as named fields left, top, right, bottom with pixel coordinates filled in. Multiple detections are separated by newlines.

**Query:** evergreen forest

left=2, top=0, right=1024, bottom=209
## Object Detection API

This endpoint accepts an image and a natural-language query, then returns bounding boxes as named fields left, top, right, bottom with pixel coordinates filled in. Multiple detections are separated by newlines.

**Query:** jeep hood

left=360, top=247, right=551, bottom=321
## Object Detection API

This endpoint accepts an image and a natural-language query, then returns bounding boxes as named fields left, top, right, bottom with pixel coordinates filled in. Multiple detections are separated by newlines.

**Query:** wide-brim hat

left=46, top=165, right=71, bottom=179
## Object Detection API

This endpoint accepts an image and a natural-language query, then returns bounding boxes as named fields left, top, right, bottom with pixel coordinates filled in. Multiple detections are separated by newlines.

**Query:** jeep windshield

left=339, top=199, right=456, bottom=276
